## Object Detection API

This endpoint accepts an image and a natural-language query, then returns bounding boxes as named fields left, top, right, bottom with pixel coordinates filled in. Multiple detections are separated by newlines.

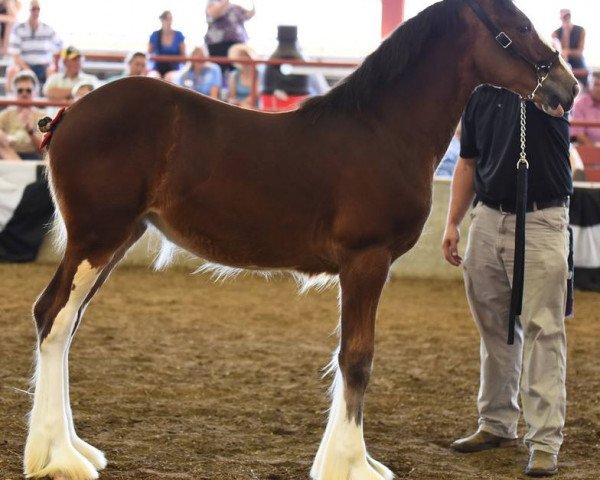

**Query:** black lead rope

left=508, top=100, right=529, bottom=345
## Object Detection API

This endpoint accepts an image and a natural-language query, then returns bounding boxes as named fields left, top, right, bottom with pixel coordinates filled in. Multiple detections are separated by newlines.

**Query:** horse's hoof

left=72, top=437, right=107, bottom=470
left=367, top=454, right=394, bottom=480
left=24, top=442, right=99, bottom=480
left=311, top=455, right=394, bottom=480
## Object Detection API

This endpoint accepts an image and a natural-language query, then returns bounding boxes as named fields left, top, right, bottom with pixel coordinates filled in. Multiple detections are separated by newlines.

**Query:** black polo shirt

left=460, top=85, right=573, bottom=205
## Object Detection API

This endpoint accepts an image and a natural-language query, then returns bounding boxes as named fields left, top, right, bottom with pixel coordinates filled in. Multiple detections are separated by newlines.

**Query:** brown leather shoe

left=525, top=450, right=558, bottom=477
left=450, top=430, right=518, bottom=453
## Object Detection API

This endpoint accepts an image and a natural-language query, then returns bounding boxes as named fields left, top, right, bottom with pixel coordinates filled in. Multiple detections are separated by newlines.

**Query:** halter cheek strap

left=463, top=0, right=559, bottom=99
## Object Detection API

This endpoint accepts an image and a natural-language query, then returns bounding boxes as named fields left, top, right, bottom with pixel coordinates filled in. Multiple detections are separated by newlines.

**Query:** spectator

left=0, top=0, right=17, bottom=56
left=571, top=71, right=600, bottom=146
left=178, top=46, right=221, bottom=98
left=308, top=73, right=330, bottom=96
left=442, top=86, right=572, bottom=477
left=124, top=51, right=148, bottom=77
left=0, top=70, right=46, bottom=160
left=227, top=43, right=261, bottom=108
left=6, top=0, right=61, bottom=93
left=105, top=51, right=148, bottom=82
left=43, top=46, right=98, bottom=102
left=205, top=0, right=255, bottom=75
left=552, top=9, right=587, bottom=87
left=148, top=10, right=185, bottom=82
left=71, top=79, right=96, bottom=100
left=435, top=125, right=461, bottom=178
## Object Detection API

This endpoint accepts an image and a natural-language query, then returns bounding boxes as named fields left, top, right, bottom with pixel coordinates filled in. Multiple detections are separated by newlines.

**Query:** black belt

left=480, top=196, right=569, bottom=215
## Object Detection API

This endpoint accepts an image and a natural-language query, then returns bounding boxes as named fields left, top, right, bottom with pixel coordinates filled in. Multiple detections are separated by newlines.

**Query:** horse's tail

left=37, top=108, right=69, bottom=252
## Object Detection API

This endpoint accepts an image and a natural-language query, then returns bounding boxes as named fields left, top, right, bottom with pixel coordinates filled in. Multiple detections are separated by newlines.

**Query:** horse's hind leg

left=63, top=223, right=146, bottom=471
left=311, top=249, right=394, bottom=480
left=25, top=224, right=145, bottom=480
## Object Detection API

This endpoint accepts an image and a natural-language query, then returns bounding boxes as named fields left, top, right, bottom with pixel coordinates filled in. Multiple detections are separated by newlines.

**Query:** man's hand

left=442, top=223, right=462, bottom=266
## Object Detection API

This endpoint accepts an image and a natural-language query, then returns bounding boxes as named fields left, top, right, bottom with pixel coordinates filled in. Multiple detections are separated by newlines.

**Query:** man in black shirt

left=442, top=85, right=571, bottom=477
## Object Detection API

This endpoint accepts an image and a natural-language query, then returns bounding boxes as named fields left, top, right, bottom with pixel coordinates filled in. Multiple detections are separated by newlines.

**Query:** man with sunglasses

left=0, top=70, right=46, bottom=160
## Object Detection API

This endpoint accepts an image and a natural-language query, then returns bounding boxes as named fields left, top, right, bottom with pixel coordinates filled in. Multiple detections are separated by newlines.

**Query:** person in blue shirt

left=435, top=125, right=461, bottom=177
left=178, top=46, right=221, bottom=98
left=227, top=43, right=262, bottom=108
left=148, top=10, right=186, bottom=82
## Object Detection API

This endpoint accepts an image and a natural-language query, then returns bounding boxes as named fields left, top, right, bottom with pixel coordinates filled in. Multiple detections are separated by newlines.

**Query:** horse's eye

left=518, top=24, right=531, bottom=34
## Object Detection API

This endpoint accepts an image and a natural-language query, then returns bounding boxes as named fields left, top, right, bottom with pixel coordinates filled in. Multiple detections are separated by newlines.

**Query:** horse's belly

left=146, top=210, right=337, bottom=274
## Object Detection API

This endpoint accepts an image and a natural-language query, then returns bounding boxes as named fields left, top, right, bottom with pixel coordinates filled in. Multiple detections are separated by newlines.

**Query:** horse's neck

left=376, top=37, right=476, bottom=167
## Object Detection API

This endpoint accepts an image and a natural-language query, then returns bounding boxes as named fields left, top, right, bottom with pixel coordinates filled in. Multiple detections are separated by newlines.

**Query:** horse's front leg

left=311, top=249, right=394, bottom=480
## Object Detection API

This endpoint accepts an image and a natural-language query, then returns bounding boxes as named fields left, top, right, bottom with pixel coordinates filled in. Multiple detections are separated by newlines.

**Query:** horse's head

left=463, top=0, right=579, bottom=116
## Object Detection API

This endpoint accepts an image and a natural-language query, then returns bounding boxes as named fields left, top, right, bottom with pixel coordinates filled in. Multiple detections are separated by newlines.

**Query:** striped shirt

left=9, top=21, right=62, bottom=66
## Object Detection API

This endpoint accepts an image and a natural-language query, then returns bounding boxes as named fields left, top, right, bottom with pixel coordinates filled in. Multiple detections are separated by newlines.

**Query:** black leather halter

left=464, top=0, right=559, bottom=99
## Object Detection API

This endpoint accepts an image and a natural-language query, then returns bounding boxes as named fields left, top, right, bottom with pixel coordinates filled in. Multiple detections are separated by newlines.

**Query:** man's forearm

left=45, top=87, right=72, bottom=101
left=447, top=156, right=476, bottom=227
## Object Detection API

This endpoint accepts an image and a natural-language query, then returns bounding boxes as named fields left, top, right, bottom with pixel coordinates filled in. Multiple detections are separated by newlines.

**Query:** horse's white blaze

left=311, top=369, right=393, bottom=480
left=25, top=261, right=103, bottom=480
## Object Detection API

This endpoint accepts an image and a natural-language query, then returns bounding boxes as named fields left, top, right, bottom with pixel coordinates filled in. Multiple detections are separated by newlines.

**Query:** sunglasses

left=17, top=88, right=33, bottom=94
left=31, top=7, right=40, bottom=11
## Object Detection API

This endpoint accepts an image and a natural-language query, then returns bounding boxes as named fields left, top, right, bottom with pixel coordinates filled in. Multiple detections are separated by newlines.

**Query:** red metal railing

left=49, top=52, right=359, bottom=108
left=3, top=52, right=597, bottom=118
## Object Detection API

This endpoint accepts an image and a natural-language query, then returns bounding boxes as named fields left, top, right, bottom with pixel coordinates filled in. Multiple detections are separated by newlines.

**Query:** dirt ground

left=1, top=263, right=599, bottom=480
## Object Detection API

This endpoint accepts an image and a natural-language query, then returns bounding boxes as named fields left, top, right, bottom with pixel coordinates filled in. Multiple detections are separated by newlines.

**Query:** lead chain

left=518, top=99, right=529, bottom=168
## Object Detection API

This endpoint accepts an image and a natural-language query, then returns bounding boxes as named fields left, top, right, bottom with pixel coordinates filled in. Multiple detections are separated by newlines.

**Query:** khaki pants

left=462, top=203, right=569, bottom=454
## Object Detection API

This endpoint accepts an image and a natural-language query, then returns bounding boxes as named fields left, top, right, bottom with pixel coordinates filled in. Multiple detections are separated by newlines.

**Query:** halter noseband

left=463, top=0, right=559, bottom=100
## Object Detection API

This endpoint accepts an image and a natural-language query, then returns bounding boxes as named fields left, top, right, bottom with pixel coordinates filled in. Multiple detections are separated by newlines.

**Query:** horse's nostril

left=573, top=83, right=580, bottom=97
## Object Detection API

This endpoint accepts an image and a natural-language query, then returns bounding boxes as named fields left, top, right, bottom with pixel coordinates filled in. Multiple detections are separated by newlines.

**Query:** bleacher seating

left=576, top=145, right=600, bottom=182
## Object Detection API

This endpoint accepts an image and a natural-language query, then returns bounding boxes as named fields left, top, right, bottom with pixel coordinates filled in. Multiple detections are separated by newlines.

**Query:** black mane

left=299, top=0, right=462, bottom=118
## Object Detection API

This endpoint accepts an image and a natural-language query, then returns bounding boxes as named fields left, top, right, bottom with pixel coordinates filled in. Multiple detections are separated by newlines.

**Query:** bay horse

left=25, top=1, right=578, bottom=479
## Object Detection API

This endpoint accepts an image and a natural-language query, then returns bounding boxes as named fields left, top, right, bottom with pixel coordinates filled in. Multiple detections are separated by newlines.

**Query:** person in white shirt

left=6, top=0, right=62, bottom=93
left=43, top=46, right=98, bottom=102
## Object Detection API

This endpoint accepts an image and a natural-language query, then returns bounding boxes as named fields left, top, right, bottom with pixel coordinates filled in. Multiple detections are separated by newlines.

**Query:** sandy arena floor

left=1, top=263, right=599, bottom=480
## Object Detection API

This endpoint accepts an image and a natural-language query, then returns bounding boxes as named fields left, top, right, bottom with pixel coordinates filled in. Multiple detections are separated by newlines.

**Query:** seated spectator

left=71, top=79, right=96, bottom=100
left=148, top=10, right=185, bottom=82
left=6, top=0, right=62, bottom=93
left=571, top=71, right=600, bottom=146
left=0, top=70, right=46, bottom=160
left=178, top=46, right=221, bottom=98
left=227, top=43, right=261, bottom=108
left=0, top=0, right=17, bottom=56
left=105, top=51, right=148, bottom=83
left=43, top=46, right=98, bottom=102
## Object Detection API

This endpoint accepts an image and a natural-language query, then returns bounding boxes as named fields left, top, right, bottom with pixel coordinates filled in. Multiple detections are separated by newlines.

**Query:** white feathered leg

left=24, top=261, right=102, bottom=480
left=312, top=250, right=394, bottom=480
left=64, top=332, right=107, bottom=471
left=311, top=369, right=393, bottom=480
